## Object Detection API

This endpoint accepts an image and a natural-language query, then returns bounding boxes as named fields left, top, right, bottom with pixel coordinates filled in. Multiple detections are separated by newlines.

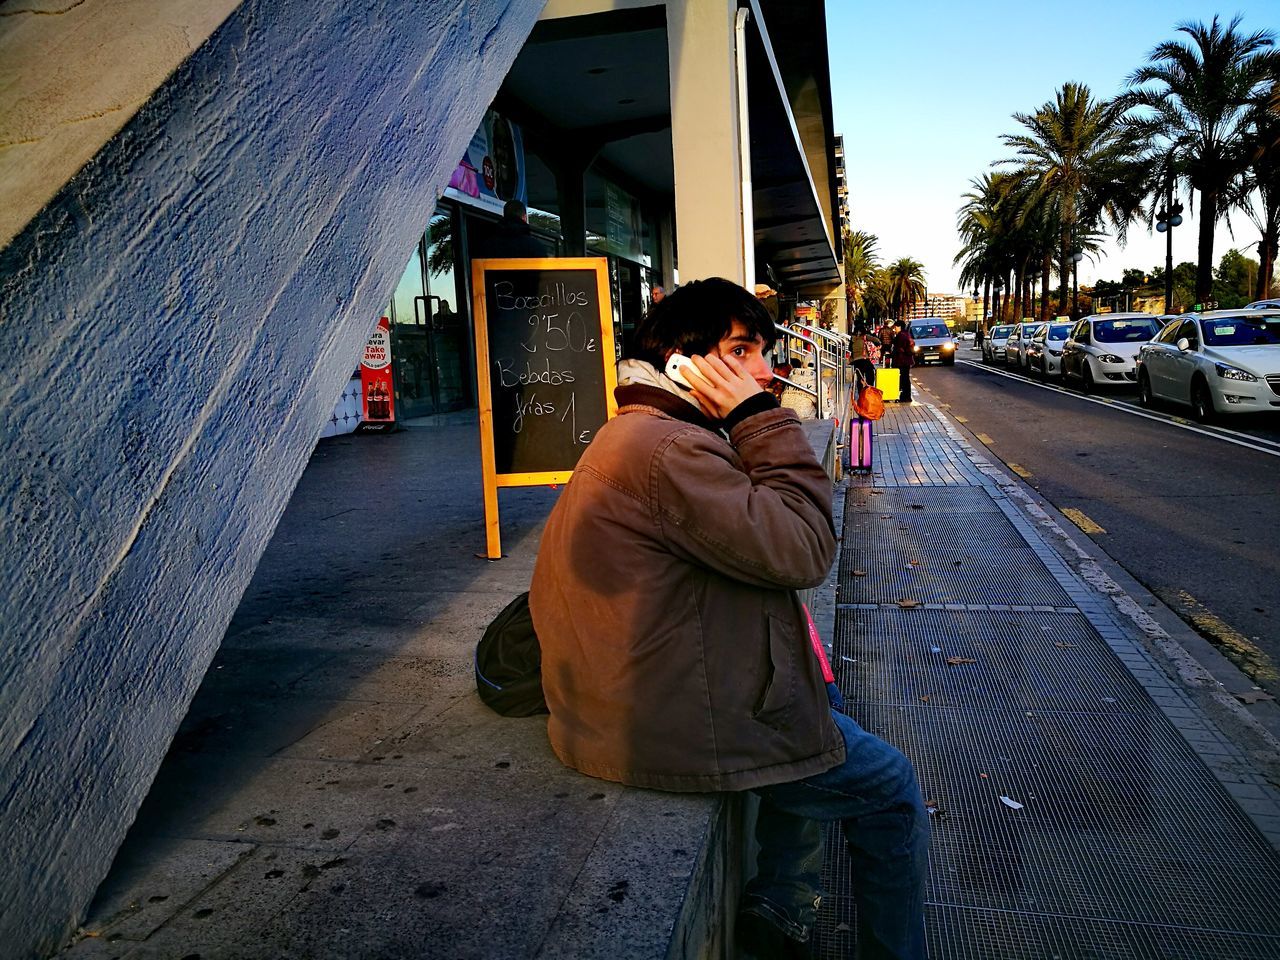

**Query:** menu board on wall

left=471, top=257, right=617, bottom=558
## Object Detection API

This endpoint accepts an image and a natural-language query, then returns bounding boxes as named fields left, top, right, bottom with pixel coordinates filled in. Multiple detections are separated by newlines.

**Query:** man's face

left=652, top=285, right=665, bottom=304
left=711, top=321, right=773, bottom=388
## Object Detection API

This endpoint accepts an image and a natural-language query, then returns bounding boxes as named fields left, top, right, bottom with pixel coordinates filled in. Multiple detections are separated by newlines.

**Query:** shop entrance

left=384, top=203, right=471, bottom=418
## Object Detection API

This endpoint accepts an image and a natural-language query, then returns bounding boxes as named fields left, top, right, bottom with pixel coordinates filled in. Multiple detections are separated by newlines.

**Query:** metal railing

left=773, top=322, right=853, bottom=425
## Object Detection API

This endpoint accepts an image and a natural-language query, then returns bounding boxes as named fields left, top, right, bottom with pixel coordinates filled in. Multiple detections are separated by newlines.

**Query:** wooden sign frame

left=471, top=257, right=618, bottom=558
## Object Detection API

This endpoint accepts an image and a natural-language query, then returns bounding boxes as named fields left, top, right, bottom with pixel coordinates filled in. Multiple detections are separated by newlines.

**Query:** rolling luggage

left=877, top=367, right=900, bottom=401
left=851, top=418, right=873, bottom=473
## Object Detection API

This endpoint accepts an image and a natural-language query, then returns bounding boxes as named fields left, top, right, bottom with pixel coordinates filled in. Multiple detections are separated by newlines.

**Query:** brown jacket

left=529, top=384, right=844, bottom=792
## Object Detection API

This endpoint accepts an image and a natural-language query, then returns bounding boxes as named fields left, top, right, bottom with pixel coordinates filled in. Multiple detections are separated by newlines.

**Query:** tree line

left=942, top=15, right=1277, bottom=326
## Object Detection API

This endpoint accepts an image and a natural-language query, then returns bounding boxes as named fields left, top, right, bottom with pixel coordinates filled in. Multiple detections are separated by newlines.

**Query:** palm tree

left=1125, top=16, right=1279, bottom=300
left=861, top=268, right=892, bottom=323
left=842, top=229, right=880, bottom=323
left=885, top=257, right=927, bottom=320
left=1000, top=82, right=1149, bottom=313
left=955, top=174, right=1004, bottom=326
left=956, top=172, right=1039, bottom=324
left=1234, top=79, right=1280, bottom=298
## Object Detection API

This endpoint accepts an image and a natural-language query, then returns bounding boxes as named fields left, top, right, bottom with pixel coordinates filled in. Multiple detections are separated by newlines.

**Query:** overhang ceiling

left=498, top=4, right=839, bottom=295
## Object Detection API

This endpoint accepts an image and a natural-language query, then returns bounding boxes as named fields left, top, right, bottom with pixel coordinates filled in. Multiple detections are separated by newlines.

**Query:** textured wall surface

left=0, top=0, right=544, bottom=954
left=0, top=0, right=244, bottom=249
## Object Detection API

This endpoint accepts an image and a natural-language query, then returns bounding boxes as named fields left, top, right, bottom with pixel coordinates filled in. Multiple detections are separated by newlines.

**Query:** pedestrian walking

left=875, top=320, right=895, bottom=367
left=850, top=321, right=880, bottom=386
left=890, top=320, right=915, bottom=403
left=530, top=278, right=929, bottom=959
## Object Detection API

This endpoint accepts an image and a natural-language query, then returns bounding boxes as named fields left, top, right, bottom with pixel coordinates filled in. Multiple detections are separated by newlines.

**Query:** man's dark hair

left=628, top=277, right=776, bottom=366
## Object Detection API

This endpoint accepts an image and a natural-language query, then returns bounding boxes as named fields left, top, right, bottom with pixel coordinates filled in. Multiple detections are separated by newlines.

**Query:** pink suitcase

left=851, top=418, right=873, bottom=473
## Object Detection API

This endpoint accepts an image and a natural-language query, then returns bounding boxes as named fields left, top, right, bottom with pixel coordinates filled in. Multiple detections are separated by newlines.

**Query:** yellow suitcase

left=877, top=367, right=900, bottom=402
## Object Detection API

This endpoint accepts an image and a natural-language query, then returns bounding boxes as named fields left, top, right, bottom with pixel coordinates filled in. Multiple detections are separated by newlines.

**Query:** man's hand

left=686, top=352, right=764, bottom=420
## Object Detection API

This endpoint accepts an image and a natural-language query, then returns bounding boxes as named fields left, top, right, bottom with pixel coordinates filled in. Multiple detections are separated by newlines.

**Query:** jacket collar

left=615, top=384, right=719, bottom=430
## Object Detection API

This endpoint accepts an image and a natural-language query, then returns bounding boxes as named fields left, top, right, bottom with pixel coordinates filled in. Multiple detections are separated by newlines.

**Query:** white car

left=1246, top=299, right=1280, bottom=310
left=1003, top=321, right=1045, bottom=370
left=1137, top=309, right=1280, bottom=420
left=1026, top=320, right=1074, bottom=378
left=1060, top=313, right=1163, bottom=391
left=982, top=324, right=1013, bottom=363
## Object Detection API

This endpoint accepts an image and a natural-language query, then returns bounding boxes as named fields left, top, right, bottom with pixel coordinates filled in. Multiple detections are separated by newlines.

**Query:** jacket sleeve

left=649, top=407, right=836, bottom=589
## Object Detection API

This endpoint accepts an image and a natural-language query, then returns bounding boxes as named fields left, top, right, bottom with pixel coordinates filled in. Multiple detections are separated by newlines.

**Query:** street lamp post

left=1155, top=179, right=1184, bottom=313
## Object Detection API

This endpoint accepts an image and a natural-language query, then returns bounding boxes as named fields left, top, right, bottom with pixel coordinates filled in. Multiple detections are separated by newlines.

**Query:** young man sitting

left=530, top=278, right=928, bottom=958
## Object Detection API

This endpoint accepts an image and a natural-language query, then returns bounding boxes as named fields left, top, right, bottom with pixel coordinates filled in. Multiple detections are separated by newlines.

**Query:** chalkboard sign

left=472, top=257, right=617, bottom=557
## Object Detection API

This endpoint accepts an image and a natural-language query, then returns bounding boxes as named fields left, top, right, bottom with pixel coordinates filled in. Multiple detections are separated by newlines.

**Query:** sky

left=825, top=0, right=1272, bottom=295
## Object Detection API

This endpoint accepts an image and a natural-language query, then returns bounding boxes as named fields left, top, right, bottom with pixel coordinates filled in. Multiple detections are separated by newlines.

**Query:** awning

left=495, top=3, right=841, bottom=295
left=744, top=2, right=841, bottom=295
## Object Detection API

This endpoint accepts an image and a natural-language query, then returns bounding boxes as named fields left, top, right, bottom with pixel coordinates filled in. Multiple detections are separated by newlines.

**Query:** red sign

left=360, top=317, right=395, bottom=428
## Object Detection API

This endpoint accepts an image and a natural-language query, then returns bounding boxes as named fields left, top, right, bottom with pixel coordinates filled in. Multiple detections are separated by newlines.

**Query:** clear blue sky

left=825, top=1, right=1269, bottom=295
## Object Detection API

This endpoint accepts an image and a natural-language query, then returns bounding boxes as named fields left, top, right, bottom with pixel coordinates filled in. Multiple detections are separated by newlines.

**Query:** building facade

left=907, top=293, right=966, bottom=322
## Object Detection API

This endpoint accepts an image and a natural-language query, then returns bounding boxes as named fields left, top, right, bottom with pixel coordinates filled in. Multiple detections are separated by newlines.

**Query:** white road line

left=956, top=359, right=1280, bottom=459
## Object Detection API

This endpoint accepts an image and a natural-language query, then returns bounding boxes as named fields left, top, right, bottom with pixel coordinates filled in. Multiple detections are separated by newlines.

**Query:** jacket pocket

left=752, top=615, right=797, bottom=732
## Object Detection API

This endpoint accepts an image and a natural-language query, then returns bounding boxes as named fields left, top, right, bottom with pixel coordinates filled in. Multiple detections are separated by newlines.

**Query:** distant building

left=908, top=293, right=965, bottom=321
left=834, top=134, right=849, bottom=233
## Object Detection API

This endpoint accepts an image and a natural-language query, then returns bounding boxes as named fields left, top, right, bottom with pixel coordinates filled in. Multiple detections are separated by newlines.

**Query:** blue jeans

left=743, top=711, right=929, bottom=959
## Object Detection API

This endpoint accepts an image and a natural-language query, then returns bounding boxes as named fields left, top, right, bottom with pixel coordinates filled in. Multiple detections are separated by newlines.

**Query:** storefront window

left=377, top=203, right=473, bottom=420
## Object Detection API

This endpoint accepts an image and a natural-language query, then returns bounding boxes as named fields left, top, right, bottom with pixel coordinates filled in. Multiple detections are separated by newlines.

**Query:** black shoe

left=736, top=911, right=810, bottom=959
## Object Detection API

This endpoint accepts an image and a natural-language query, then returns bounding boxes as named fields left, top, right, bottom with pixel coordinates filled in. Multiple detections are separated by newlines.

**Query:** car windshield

left=991, top=326, right=1013, bottom=338
left=1202, top=317, right=1280, bottom=347
left=1047, top=323, right=1072, bottom=340
left=1093, top=318, right=1159, bottom=342
left=912, top=324, right=948, bottom=338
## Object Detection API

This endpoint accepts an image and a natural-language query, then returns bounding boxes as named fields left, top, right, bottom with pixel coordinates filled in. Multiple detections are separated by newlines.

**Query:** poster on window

left=357, top=316, right=396, bottom=432
left=444, top=108, right=527, bottom=216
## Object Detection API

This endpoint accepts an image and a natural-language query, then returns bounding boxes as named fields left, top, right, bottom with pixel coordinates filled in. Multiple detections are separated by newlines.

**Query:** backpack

left=474, top=592, right=549, bottom=717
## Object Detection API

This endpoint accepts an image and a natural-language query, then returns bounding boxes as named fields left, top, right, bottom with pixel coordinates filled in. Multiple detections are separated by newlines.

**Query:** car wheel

left=1191, top=377, right=1216, bottom=423
left=1138, top=369, right=1154, bottom=407
left=944, top=356, right=955, bottom=366
left=1081, top=363, right=1094, bottom=394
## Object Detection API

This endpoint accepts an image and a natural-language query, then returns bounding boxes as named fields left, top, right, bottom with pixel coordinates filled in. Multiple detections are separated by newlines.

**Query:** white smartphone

left=665, top=353, right=700, bottom=390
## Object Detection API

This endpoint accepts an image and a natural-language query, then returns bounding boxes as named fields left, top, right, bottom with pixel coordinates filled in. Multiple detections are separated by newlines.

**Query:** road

left=908, top=350, right=1280, bottom=697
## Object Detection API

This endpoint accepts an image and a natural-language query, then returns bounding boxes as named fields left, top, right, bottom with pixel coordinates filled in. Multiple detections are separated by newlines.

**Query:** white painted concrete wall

left=0, top=0, right=244, bottom=250
left=0, top=0, right=545, bottom=953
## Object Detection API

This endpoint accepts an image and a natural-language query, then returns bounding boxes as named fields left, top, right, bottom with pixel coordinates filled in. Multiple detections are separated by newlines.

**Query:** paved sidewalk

left=815, top=396, right=1280, bottom=958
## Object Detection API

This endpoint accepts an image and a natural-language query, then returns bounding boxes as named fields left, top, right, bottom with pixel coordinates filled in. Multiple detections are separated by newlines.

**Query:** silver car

left=1003, top=321, right=1045, bottom=370
left=1061, top=313, right=1163, bottom=391
left=982, top=324, right=1013, bottom=363
left=1137, top=309, right=1280, bottom=420
left=1026, top=321, right=1074, bottom=378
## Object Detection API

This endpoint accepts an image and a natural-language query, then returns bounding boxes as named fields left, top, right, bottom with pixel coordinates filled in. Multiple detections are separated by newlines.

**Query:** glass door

left=387, top=239, right=437, bottom=420
left=382, top=203, right=473, bottom=419
left=425, top=204, right=470, bottom=411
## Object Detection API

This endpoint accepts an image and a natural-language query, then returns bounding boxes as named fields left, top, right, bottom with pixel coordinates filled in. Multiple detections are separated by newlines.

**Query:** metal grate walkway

left=813, top=401, right=1280, bottom=959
